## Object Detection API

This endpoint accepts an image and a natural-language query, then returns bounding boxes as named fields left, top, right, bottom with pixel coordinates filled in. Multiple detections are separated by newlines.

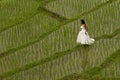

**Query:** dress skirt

left=76, top=30, right=95, bottom=45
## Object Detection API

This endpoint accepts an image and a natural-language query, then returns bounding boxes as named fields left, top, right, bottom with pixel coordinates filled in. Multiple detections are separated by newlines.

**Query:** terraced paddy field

left=0, top=0, right=120, bottom=80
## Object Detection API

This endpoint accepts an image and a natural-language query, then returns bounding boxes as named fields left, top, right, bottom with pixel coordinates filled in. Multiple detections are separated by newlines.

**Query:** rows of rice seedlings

left=85, top=0, right=120, bottom=37
left=0, top=20, right=78, bottom=74
left=99, top=59, right=120, bottom=78
left=2, top=52, right=84, bottom=80
left=0, top=0, right=45, bottom=52
left=0, top=13, right=61, bottom=73
left=2, top=39, right=120, bottom=80
left=77, top=39, right=120, bottom=71
left=0, top=0, right=61, bottom=74
left=0, top=18, right=93, bottom=74
left=45, top=0, right=120, bottom=37
left=0, top=0, right=40, bottom=29
left=0, top=14, right=119, bottom=78
left=45, top=0, right=110, bottom=19
left=0, top=0, right=118, bottom=59
left=0, top=0, right=119, bottom=79
left=0, top=12, right=60, bottom=53
left=0, top=6, right=119, bottom=78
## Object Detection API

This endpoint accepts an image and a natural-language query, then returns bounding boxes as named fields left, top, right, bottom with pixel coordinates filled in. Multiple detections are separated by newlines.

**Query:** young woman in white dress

left=76, top=19, right=95, bottom=45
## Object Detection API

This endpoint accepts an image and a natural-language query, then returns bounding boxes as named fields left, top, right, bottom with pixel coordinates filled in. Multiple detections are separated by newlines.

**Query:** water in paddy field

left=0, top=0, right=120, bottom=80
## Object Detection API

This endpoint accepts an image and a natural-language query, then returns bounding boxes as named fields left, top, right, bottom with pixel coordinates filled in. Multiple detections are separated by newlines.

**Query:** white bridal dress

left=76, top=25, right=95, bottom=45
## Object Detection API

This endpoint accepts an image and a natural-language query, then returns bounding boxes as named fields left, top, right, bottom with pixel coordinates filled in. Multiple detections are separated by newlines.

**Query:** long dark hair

left=81, top=19, right=88, bottom=31
left=81, top=19, right=86, bottom=24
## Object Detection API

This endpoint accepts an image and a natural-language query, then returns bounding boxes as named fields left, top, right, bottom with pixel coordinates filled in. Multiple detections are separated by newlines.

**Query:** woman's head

left=81, top=19, right=86, bottom=24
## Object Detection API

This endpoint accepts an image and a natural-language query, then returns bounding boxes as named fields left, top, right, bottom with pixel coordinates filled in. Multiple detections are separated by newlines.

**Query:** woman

left=76, top=19, right=95, bottom=45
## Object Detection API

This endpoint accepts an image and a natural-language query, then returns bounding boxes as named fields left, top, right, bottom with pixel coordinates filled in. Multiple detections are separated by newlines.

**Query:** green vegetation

left=0, top=0, right=120, bottom=80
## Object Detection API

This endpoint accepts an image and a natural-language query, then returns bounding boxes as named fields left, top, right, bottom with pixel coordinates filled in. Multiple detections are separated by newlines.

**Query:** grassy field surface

left=0, top=0, right=120, bottom=80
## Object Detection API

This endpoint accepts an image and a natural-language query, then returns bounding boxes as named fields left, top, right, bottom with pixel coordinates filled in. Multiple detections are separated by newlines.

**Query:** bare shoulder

left=80, top=25, right=84, bottom=28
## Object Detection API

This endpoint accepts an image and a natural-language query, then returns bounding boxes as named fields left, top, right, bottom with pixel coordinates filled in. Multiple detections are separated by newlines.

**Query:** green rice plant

left=0, top=0, right=120, bottom=80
